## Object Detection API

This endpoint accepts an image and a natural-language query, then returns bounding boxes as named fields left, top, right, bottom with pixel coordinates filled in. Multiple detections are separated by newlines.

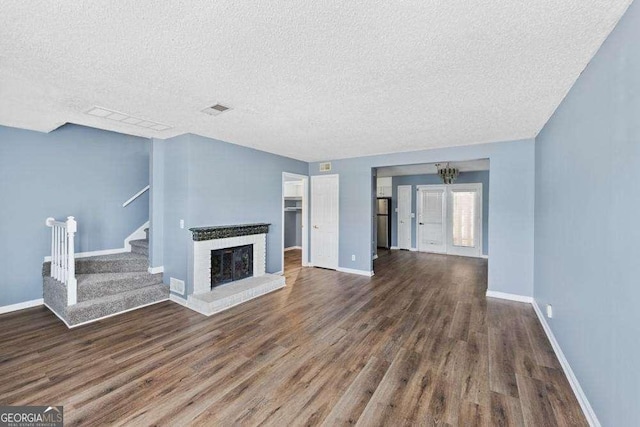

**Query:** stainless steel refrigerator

left=377, top=197, right=392, bottom=249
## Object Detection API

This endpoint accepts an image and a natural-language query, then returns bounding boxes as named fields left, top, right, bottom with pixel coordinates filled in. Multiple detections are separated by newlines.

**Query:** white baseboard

left=125, top=221, right=150, bottom=250
left=0, top=298, right=44, bottom=314
left=372, top=254, right=378, bottom=260
left=284, top=246, right=302, bottom=251
left=148, top=266, right=164, bottom=274
left=480, top=254, right=489, bottom=259
left=410, top=247, right=418, bottom=252
left=169, top=293, right=189, bottom=307
left=532, top=301, right=600, bottom=427
left=337, top=267, right=374, bottom=277
left=273, top=270, right=284, bottom=276
left=390, top=246, right=399, bottom=250
left=45, top=247, right=129, bottom=262
left=485, top=290, right=533, bottom=304
left=43, top=220, right=150, bottom=262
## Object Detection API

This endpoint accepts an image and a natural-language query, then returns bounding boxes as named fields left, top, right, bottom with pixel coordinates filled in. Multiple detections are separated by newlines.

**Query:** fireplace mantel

left=189, top=223, right=270, bottom=241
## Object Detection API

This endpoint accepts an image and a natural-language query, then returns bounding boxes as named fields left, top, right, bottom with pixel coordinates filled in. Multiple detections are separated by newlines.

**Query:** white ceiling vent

left=202, top=104, right=232, bottom=116
left=86, top=107, right=171, bottom=131
left=319, top=162, right=332, bottom=172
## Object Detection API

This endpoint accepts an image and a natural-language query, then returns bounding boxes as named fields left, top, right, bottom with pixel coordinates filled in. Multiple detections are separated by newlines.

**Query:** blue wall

left=0, top=124, right=150, bottom=307
left=310, top=138, right=534, bottom=296
left=389, top=171, right=489, bottom=255
left=534, top=1, right=639, bottom=424
left=161, top=134, right=308, bottom=296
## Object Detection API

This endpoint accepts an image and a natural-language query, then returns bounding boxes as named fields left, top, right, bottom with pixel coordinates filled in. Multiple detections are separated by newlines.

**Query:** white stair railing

left=46, top=216, right=77, bottom=305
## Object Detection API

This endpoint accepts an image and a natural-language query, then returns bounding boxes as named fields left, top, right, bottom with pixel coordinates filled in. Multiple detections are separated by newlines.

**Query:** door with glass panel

left=416, top=183, right=482, bottom=257
left=446, top=184, right=482, bottom=257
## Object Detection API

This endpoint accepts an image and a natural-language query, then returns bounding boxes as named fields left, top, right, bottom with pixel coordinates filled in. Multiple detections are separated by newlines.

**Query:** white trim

left=273, top=270, right=284, bottom=276
left=410, top=247, right=418, bottom=252
left=44, top=298, right=169, bottom=328
left=169, top=293, right=189, bottom=307
left=45, top=247, right=129, bottom=262
left=481, top=254, right=489, bottom=259
left=336, top=267, right=374, bottom=277
left=532, top=301, right=601, bottom=427
left=284, top=246, right=302, bottom=251
left=397, top=185, right=412, bottom=250
left=372, top=254, right=378, bottom=260
left=282, top=172, right=309, bottom=272
left=43, top=221, right=150, bottom=262
left=125, top=221, right=150, bottom=249
left=148, top=266, right=164, bottom=274
left=390, top=246, right=400, bottom=250
left=123, top=185, right=150, bottom=207
left=485, top=290, right=533, bottom=303
left=0, top=298, right=44, bottom=314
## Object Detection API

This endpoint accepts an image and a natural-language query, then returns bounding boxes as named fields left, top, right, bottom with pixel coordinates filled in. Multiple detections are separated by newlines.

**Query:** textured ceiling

left=0, top=1, right=632, bottom=161
left=377, top=159, right=489, bottom=177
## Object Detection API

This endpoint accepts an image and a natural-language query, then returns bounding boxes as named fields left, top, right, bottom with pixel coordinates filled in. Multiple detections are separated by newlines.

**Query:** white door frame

left=282, top=172, right=309, bottom=271
left=310, top=174, right=340, bottom=270
left=397, top=185, right=412, bottom=250
left=414, top=183, right=483, bottom=258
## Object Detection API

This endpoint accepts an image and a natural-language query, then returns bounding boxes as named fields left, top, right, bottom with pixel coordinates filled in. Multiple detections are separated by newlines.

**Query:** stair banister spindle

left=66, top=216, right=77, bottom=305
left=54, top=226, right=59, bottom=281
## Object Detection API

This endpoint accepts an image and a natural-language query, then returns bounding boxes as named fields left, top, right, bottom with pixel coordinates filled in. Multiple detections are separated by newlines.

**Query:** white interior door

left=447, top=184, right=482, bottom=257
left=311, top=174, right=339, bottom=269
left=397, top=185, right=412, bottom=250
left=417, top=186, right=447, bottom=253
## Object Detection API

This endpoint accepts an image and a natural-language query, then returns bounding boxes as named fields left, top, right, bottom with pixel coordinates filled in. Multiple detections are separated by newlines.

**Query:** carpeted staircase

left=43, top=233, right=169, bottom=327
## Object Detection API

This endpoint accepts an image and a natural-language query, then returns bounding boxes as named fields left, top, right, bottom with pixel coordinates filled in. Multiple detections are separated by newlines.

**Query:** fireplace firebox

left=210, top=244, right=253, bottom=288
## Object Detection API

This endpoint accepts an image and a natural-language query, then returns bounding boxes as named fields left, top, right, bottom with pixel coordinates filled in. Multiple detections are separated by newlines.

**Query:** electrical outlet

left=179, top=219, right=185, bottom=229
left=351, top=254, right=356, bottom=261
left=546, top=304, right=553, bottom=318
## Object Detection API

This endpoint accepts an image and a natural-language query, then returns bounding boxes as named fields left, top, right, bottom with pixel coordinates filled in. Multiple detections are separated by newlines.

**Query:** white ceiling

left=377, top=159, right=489, bottom=177
left=0, top=1, right=632, bottom=162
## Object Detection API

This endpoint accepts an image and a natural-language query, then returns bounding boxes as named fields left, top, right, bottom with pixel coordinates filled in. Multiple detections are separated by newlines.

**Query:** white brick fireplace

left=186, top=223, right=285, bottom=316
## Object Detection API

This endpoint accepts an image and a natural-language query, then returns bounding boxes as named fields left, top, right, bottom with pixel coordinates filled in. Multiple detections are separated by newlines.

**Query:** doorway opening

left=373, top=159, right=489, bottom=265
left=282, top=172, right=308, bottom=274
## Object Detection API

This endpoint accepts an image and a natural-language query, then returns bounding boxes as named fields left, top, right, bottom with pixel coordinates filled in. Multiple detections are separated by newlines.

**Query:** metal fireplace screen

left=210, top=244, right=253, bottom=288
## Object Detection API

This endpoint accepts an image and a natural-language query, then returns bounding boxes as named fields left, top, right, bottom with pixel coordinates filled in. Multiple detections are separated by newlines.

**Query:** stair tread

left=129, top=239, right=149, bottom=247
left=77, top=271, right=162, bottom=286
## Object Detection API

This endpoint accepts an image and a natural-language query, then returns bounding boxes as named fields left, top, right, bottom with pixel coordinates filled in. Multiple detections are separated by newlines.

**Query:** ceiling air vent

left=319, top=162, right=332, bottom=172
left=202, top=104, right=232, bottom=116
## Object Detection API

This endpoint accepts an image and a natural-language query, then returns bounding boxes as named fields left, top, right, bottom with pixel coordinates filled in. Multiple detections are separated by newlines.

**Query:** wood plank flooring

left=0, top=249, right=586, bottom=426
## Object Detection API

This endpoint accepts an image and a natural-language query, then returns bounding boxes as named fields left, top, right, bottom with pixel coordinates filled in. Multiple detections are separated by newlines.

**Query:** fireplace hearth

left=211, top=244, right=253, bottom=288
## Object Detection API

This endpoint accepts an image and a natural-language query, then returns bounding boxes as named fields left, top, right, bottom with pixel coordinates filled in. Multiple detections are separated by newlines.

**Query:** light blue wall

left=389, top=171, right=489, bottom=255
left=161, top=134, right=307, bottom=296
left=284, top=211, right=302, bottom=248
left=310, top=138, right=534, bottom=296
left=0, top=124, right=150, bottom=307
left=534, top=1, right=639, bottom=424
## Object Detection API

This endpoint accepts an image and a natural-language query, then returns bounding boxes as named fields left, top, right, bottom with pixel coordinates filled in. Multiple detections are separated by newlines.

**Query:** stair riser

left=131, top=245, right=149, bottom=257
left=67, top=285, right=169, bottom=326
left=78, top=275, right=163, bottom=302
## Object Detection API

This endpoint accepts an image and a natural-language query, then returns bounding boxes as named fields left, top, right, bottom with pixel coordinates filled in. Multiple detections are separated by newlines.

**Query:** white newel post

left=66, top=216, right=77, bottom=305
left=46, top=216, right=78, bottom=306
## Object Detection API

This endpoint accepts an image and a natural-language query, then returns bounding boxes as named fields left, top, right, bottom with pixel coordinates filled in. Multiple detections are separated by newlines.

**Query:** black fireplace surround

left=210, top=244, right=253, bottom=288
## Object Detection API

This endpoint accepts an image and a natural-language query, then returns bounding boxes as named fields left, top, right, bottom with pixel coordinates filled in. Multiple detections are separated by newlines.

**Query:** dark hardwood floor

left=0, top=249, right=585, bottom=426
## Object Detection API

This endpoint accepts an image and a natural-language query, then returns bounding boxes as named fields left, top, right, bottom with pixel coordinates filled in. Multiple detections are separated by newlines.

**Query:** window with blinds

left=452, top=191, right=475, bottom=247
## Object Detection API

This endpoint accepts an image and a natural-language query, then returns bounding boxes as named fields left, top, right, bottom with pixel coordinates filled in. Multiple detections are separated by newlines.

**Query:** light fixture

left=436, top=162, right=459, bottom=184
